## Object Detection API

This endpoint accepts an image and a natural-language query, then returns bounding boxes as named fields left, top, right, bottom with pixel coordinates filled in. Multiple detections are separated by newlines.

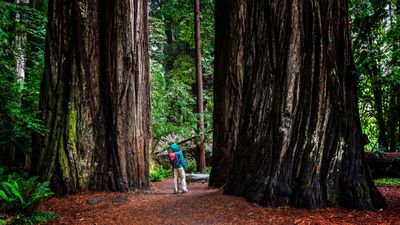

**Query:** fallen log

left=187, top=173, right=209, bottom=181
left=366, top=152, right=400, bottom=178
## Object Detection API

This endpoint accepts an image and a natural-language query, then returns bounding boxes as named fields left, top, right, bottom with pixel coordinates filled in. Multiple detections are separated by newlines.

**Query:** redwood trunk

left=32, top=0, right=150, bottom=194
left=210, top=0, right=386, bottom=210
left=194, top=0, right=206, bottom=173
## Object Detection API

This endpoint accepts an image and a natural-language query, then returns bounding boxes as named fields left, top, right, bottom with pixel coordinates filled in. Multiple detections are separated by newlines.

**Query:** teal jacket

left=171, top=143, right=186, bottom=169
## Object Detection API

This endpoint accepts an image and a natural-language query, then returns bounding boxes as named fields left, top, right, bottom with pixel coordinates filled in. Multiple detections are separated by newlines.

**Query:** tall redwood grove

left=209, top=0, right=387, bottom=210
left=32, top=0, right=151, bottom=194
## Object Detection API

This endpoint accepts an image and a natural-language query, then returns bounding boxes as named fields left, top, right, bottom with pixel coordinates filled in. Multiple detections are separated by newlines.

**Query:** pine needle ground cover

left=38, top=180, right=400, bottom=224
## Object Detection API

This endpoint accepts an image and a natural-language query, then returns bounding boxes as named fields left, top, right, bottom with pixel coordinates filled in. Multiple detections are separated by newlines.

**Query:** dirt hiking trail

left=39, top=179, right=400, bottom=224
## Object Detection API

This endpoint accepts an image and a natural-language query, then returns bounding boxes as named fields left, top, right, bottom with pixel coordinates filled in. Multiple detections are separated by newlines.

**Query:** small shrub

left=28, top=211, right=59, bottom=224
left=185, top=161, right=197, bottom=173
left=150, top=164, right=172, bottom=182
left=185, top=162, right=211, bottom=174
left=3, top=211, right=58, bottom=225
left=205, top=166, right=211, bottom=174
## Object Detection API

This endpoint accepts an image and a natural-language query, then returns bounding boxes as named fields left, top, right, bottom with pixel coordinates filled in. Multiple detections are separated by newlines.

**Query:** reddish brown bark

left=194, top=0, right=206, bottom=173
left=210, top=0, right=386, bottom=210
left=32, top=0, right=150, bottom=194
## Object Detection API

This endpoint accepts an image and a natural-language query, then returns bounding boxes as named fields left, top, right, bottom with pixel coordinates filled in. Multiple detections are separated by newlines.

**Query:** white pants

left=173, top=167, right=188, bottom=192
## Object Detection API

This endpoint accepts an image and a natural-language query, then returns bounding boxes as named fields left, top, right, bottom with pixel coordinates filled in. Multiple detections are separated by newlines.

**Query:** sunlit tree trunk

left=210, top=0, right=386, bottom=210
left=11, top=0, right=29, bottom=167
left=32, top=0, right=151, bottom=194
left=15, top=0, right=27, bottom=82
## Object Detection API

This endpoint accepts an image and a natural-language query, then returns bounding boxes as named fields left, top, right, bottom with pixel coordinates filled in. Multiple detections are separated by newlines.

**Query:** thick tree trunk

left=210, top=0, right=386, bottom=210
left=209, top=0, right=243, bottom=187
left=32, top=0, right=150, bottom=194
left=194, top=0, right=206, bottom=173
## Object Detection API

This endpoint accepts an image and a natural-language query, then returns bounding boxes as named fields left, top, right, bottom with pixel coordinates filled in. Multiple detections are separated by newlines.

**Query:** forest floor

left=39, top=179, right=400, bottom=225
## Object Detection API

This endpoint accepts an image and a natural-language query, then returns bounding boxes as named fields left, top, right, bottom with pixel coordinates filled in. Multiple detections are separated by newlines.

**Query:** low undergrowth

left=375, top=177, right=400, bottom=186
left=0, top=168, right=57, bottom=224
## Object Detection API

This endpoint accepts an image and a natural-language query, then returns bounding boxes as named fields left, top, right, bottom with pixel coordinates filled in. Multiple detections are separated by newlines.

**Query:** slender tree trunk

left=29, top=0, right=35, bottom=8
left=210, top=0, right=386, bottom=210
left=397, top=87, right=400, bottom=152
left=370, top=59, right=388, bottom=150
left=15, top=0, right=27, bottom=82
left=32, top=0, right=150, bottom=194
left=388, top=86, right=398, bottom=152
left=395, top=84, right=400, bottom=151
left=164, top=21, right=174, bottom=74
left=398, top=88, right=400, bottom=150
left=13, top=0, right=29, bottom=168
left=194, top=0, right=206, bottom=173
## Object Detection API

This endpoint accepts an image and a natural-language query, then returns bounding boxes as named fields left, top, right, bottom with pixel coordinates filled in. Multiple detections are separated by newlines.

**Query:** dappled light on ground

left=39, top=180, right=400, bottom=224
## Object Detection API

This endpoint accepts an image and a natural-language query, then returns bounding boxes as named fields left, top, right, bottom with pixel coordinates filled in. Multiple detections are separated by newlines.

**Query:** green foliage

left=204, top=166, right=211, bottom=174
left=0, top=169, right=54, bottom=215
left=151, top=57, right=198, bottom=139
left=0, top=2, right=47, bottom=166
left=0, top=171, right=57, bottom=223
left=184, top=161, right=211, bottom=174
left=149, top=0, right=214, bottom=148
left=150, top=164, right=172, bottom=182
left=185, top=161, right=197, bottom=174
left=350, top=0, right=400, bottom=152
left=28, top=211, right=58, bottom=224
left=6, top=211, right=58, bottom=225
left=374, top=177, right=400, bottom=186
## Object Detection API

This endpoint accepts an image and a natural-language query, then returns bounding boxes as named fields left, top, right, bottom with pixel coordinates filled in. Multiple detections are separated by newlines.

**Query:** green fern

left=0, top=189, right=8, bottom=201
left=24, top=181, right=53, bottom=209
left=0, top=169, right=53, bottom=215
left=1, top=181, right=25, bottom=205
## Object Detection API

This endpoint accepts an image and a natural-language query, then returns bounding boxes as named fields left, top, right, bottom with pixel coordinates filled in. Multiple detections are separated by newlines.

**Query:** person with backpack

left=168, top=143, right=188, bottom=193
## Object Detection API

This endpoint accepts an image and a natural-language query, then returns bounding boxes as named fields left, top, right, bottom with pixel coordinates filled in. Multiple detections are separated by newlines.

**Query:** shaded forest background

left=0, top=0, right=399, bottom=169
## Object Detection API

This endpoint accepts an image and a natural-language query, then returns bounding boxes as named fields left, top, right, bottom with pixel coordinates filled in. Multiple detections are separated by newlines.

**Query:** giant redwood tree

left=32, top=0, right=151, bottom=194
left=210, top=0, right=387, bottom=210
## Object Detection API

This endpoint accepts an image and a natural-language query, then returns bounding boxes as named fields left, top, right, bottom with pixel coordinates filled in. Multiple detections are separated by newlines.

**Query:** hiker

left=169, top=143, right=188, bottom=193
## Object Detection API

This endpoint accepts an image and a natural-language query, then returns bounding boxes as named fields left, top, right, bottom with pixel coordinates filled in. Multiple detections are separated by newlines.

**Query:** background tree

left=194, top=0, right=206, bottom=173
left=149, top=0, right=214, bottom=168
left=31, top=0, right=151, bottom=194
left=210, top=0, right=386, bottom=210
left=350, top=0, right=400, bottom=152
left=0, top=1, right=46, bottom=168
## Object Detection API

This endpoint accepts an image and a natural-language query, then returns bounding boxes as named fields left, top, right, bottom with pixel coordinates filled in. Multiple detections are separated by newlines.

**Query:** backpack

left=168, top=152, right=180, bottom=168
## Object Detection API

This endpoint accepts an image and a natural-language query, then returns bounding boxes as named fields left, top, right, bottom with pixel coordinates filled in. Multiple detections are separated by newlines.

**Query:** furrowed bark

left=32, top=0, right=150, bottom=194
left=210, top=0, right=386, bottom=210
